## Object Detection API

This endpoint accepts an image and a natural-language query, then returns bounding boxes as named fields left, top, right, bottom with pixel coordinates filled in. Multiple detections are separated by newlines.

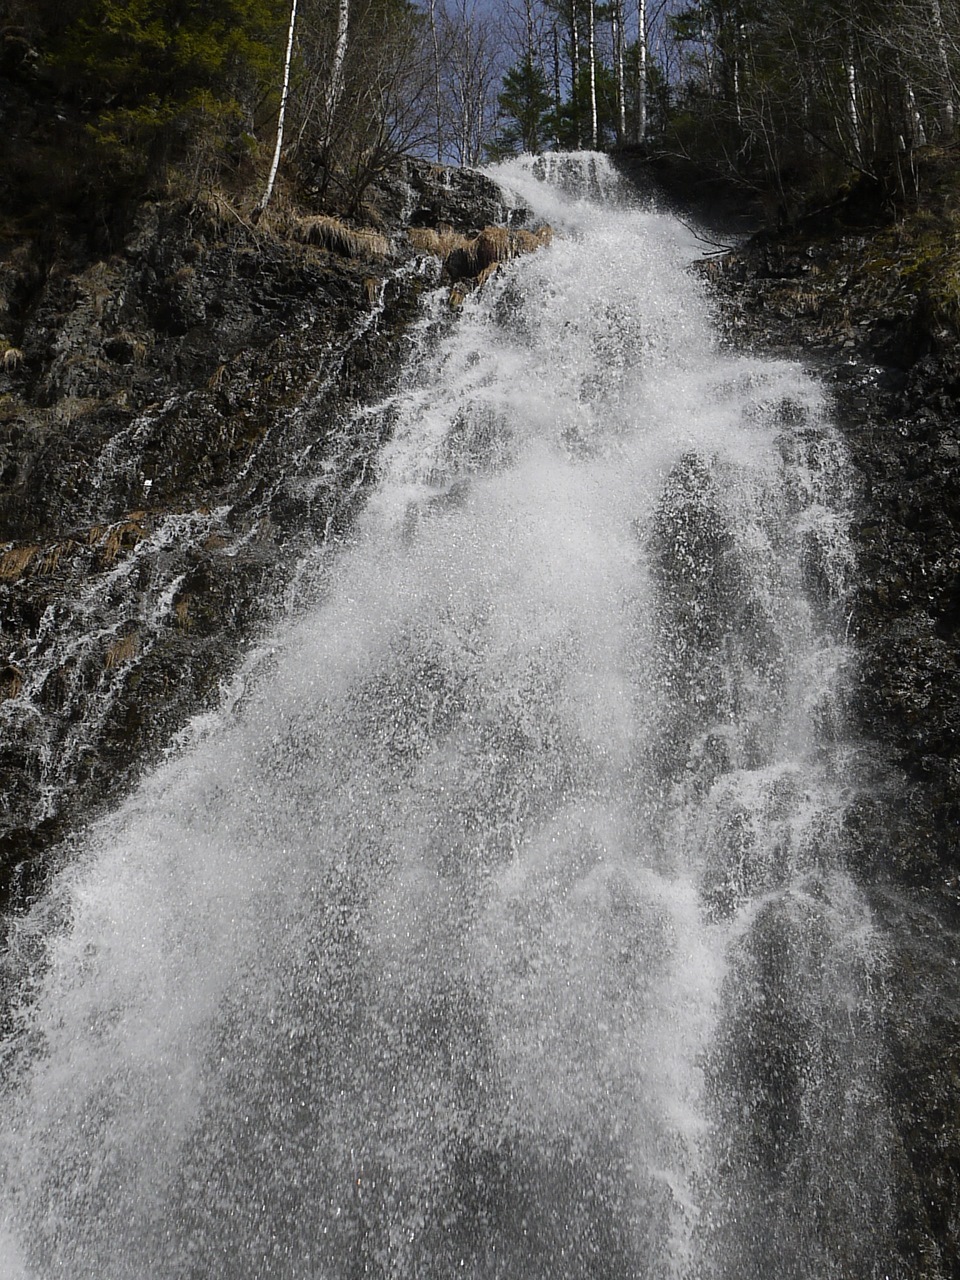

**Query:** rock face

left=702, top=231, right=960, bottom=1280
left=0, top=162, right=531, bottom=914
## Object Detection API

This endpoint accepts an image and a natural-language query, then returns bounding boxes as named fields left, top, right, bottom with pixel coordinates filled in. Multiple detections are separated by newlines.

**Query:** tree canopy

left=3, top=0, right=960, bottom=221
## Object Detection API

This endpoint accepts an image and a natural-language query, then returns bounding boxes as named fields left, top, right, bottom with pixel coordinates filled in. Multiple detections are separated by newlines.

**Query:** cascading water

left=0, top=155, right=894, bottom=1279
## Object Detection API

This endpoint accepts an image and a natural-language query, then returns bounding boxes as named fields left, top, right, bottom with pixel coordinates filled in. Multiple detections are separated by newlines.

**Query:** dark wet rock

left=0, top=165, right=523, bottom=916
left=703, top=221, right=960, bottom=1280
left=368, top=158, right=529, bottom=234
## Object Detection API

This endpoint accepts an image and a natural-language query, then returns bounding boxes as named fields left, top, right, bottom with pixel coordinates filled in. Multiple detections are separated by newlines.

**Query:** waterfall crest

left=0, top=153, right=892, bottom=1279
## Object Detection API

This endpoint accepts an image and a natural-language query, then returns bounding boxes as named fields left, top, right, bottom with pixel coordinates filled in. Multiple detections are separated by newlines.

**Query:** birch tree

left=588, top=0, right=598, bottom=146
left=635, top=0, right=647, bottom=141
left=439, top=0, right=503, bottom=164
left=571, top=0, right=583, bottom=145
left=255, top=0, right=299, bottom=218
left=929, top=0, right=956, bottom=135
left=325, top=0, right=352, bottom=147
left=612, top=0, right=626, bottom=141
left=429, top=0, right=444, bottom=160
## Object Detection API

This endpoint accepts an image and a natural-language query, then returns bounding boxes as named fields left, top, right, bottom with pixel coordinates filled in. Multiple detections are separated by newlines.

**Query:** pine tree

left=490, top=55, right=553, bottom=155
left=50, top=0, right=289, bottom=180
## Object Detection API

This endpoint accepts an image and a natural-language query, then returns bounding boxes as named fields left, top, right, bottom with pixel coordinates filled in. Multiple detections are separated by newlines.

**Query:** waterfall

left=0, top=154, right=893, bottom=1279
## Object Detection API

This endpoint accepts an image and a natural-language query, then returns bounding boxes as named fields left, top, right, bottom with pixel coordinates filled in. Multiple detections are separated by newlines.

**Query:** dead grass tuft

left=105, top=631, right=140, bottom=670
left=40, top=540, right=77, bottom=575
left=53, top=396, right=103, bottom=427
left=173, top=597, right=192, bottom=630
left=474, top=226, right=511, bottom=271
left=99, top=514, right=147, bottom=566
left=0, top=664, right=23, bottom=700
left=189, top=190, right=237, bottom=237
left=293, top=215, right=390, bottom=260
left=412, top=222, right=554, bottom=293
left=408, top=225, right=472, bottom=259
left=0, top=544, right=39, bottom=581
left=103, top=331, right=149, bottom=366
left=449, top=282, right=471, bottom=310
left=514, top=225, right=554, bottom=253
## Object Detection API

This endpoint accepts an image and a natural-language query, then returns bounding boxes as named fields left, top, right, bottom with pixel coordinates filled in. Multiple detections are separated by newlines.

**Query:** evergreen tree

left=490, top=54, right=553, bottom=155
left=36, top=0, right=289, bottom=182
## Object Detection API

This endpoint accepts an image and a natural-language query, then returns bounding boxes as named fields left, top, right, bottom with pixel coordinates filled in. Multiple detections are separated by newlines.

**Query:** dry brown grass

left=189, top=190, right=241, bottom=237
left=105, top=631, right=140, bottom=670
left=0, top=664, right=22, bottom=701
left=173, top=597, right=192, bottom=630
left=0, top=536, right=86, bottom=581
left=40, top=540, right=79, bottom=575
left=292, top=215, right=390, bottom=260
left=412, top=222, right=554, bottom=288
left=0, top=544, right=39, bottom=581
left=408, top=225, right=473, bottom=259
left=0, top=514, right=156, bottom=586
left=108, top=331, right=149, bottom=364
left=515, top=226, right=554, bottom=253
left=100, top=515, right=146, bottom=566
left=53, top=396, right=103, bottom=427
left=79, top=261, right=118, bottom=318
left=474, top=226, right=511, bottom=271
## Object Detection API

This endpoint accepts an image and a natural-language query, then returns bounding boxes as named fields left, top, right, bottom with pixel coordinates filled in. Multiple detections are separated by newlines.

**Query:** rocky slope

left=0, top=160, right=533, bottom=916
left=702, top=206, right=960, bottom=1277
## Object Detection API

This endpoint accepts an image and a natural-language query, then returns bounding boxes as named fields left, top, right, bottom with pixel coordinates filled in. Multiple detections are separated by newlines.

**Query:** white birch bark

left=553, top=24, right=562, bottom=149
left=325, top=0, right=351, bottom=147
left=931, top=0, right=955, bottom=136
left=429, top=0, right=443, bottom=162
left=571, top=0, right=582, bottom=148
left=905, top=80, right=927, bottom=148
left=255, top=0, right=299, bottom=219
left=846, top=52, right=861, bottom=161
left=699, top=0, right=714, bottom=96
left=588, top=0, right=597, bottom=149
left=635, top=0, right=646, bottom=143
left=613, top=0, right=626, bottom=142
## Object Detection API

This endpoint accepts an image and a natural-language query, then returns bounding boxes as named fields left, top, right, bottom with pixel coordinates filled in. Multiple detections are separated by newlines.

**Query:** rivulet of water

left=0, top=154, right=893, bottom=1279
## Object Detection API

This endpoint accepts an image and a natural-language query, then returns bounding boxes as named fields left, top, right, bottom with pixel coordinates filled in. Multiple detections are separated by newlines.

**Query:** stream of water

left=0, top=154, right=894, bottom=1279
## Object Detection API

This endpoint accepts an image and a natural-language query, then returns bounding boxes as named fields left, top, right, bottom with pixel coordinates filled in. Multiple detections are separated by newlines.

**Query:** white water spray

left=0, top=154, right=892, bottom=1279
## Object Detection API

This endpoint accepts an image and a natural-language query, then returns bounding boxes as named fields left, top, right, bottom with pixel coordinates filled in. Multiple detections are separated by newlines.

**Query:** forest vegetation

left=1, top=0, right=960, bottom=235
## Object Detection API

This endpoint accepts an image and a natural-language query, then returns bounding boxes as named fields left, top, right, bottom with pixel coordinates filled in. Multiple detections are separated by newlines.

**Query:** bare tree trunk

left=931, top=0, right=955, bottom=136
left=635, top=0, right=646, bottom=143
left=324, top=0, right=350, bottom=144
left=525, top=0, right=536, bottom=63
left=732, top=20, right=743, bottom=129
left=571, top=0, right=583, bottom=148
left=553, top=23, right=562, bottom=149
left=846, top=45, right=861, bottom=161
left=699, top=0, right=715, bottom=96
left=429, top=0, right=443, bottom=162
left=613, top=0, right=626, bottom=142
left=905, top=78, right=927, bottom=148
left=255, top=0, right=299, bottom=220
left=588, top=0, right=597, bottom=148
